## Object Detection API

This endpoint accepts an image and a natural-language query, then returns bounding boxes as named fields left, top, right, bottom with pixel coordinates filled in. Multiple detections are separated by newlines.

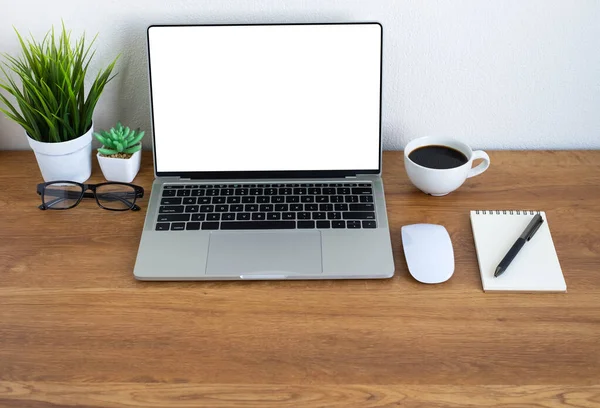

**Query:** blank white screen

left=148, top=24, right=382, bottom=173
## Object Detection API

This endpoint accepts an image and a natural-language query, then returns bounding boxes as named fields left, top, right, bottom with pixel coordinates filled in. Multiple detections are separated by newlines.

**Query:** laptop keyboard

left=155, top=182, right=377, bottom=231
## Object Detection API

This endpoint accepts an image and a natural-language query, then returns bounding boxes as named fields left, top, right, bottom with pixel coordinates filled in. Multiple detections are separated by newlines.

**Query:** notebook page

left=470, top=211, right=566, bottom=292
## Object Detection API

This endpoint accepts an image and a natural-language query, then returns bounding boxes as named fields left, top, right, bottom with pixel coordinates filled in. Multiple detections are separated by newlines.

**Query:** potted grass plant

left=94, top=122, right=144, bottom=183
left=0, top=23, right=118, bottom=182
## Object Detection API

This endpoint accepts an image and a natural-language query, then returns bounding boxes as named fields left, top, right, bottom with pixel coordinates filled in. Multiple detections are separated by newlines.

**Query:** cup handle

left=467, top=150, right=490, bottom=178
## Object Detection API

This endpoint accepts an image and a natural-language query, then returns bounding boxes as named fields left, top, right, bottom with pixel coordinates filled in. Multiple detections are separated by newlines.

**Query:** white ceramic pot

left=27, top=125, right=93, bottom=183
left=97, top=149, right=141, bottom=183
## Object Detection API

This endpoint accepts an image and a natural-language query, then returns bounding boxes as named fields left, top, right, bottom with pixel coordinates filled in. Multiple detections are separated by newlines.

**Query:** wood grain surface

left=1, top=150, right=599, bottom=408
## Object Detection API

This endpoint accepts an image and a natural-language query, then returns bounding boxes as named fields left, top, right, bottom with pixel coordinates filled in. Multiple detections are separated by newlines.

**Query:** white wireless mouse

left=401, top=224, right=454, bottom=284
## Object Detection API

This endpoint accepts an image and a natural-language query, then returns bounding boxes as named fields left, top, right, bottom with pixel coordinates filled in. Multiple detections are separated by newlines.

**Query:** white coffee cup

left=404, top=136, right=490, bottom=196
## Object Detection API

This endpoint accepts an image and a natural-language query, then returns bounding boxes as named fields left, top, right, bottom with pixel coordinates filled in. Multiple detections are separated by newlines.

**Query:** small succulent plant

left=94, top=122, right=144, bottom=156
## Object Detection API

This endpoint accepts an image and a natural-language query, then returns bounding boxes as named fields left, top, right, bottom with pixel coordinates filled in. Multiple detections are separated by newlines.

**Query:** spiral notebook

left=470, top=210, right=566, bottom=292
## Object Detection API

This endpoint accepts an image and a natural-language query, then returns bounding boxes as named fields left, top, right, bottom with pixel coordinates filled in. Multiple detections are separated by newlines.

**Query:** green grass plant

left=0, top=23, right=118, bottom=143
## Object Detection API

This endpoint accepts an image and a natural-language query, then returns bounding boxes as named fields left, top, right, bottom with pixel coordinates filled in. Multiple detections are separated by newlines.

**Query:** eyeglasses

left=36, top=181, right=144, bottom=211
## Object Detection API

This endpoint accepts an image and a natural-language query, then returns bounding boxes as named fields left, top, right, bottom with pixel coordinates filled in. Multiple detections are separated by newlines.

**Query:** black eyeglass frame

left=36, top=181, right=145, bottom=211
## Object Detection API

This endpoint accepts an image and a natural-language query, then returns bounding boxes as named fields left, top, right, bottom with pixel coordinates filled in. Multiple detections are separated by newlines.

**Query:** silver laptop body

left=134, top=23, right=395, bottom=280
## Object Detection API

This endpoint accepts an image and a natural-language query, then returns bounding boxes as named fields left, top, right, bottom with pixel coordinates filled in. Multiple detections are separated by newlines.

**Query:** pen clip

left=525, top=215, right=544, bottom=241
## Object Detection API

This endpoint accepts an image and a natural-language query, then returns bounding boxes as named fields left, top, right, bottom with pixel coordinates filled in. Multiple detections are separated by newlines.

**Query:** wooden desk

left=1, top=150, right=599, bottom=407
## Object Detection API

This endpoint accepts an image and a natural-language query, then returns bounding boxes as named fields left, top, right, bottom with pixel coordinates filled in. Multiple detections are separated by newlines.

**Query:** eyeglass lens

left=42, top=182, right=83, bottom=209
left=96, top=184, right=137, bottom=210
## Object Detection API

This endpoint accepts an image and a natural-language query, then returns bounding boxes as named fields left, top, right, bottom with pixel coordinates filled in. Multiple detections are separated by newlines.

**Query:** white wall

left=0, top=0, right=598, bottom=150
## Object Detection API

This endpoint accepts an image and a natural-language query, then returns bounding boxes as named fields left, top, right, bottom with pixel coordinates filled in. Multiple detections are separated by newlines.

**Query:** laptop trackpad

left=206, top=231, right=323, bottom=277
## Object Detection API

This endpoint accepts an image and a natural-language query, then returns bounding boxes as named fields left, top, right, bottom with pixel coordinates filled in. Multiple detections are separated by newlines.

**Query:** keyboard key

left=206, top=189, right=219, bottom=196
left=171, top=222, right=185, bottom=231
left=360, top=196, right=374, bottom=203
left=245, top=204, right=259, bottom=212
left=352, top=187, right=373, bottom=195
left=362, top=220, right=377, bottom=228
left=293, top=188, right=307, bottom=195
left=350, top=203, right=375, bottom=211
left=198, top=197, right=211, bottom=204
left=222, top=213, right=236, bottom=221
left=242, top=196, right=256, bottom=204
left=156, top=223, right=170, bottom=231
left=158, top=214, right=190, bottom=222
left=327, top=212, right=342, bottom=220
left=201, top=222, right=220, bottom=230
left=344, top=195, right=359, bottom=203
left=200, top=205, right=214, bottom=212
left=260, top=204, right=274, bottom=212
left=332, top=220, right=346, bottom=228
left=322, top=187, right=336, bottom=195
left=312, top=212, right=326, bottom=220
left=279, top=188, right=293, bottom=195
left=221, top=221, right=296, bottom=230
left=161, top=197, right=182, bottom=205
left=251, top=213, right=266, bottom=220
left=359, top=183, right=371, bottom=187
left=347, top=220, right=361, bottom=229
left=267, top=212, right=281, bottom=220
left=237, top=212, right=251, bottom=221
left=305, top=204, right=318, bottom=211
left=264, top=188, right=277, bottom=195
left=257, top=196, right=270, bottom=203
left=231, top=204, right=244, bottom=212
left=221, top=188, right=234, bottom=196
left=185, top=205, right=199, bottom=213
left=308, top=188, right=321, bottom=195
left=271, top=196, right=285, bottom=203
left=334, top=204, right=349, bottom=211
left=316, top=220, right=331, bottom=229
left=191, top=189, right=204, bottom=196
left=162, top=189, right=176, bottom=197
left=216, top=205, right=229, bottom=212
left=282, top=212, right=296, bottom=220
left=176, top=190, right=191, bottom=197
left=250, top=188, right=263, bottom=196
left=186, top=222, right=201, bottom=230
left=207, top=213, right=221, bottom=221
left=212, top=197, right=226, bottom=204
left=298, top=212, right=311, bottom=220
left=331, top=195, right=344, bottom=203
left=298, top=221, right=315, bottom=229
left=159, top=205, right=184, bottom=214
left=300, top=196, right=315, bottom=203
left=183, top=197, right=196, bottom=205
left=235, top=188, right=249, bottom=195
left=320, top=204, right=334, bottom=211
left=227, top=196, right=241, bottom=204
left=163, top=185, right=180, bottom=190
left=286, top=196, right=300, bottom=203
left=316, top=196, right=329, bottom=203
left=275, top=204, right=288, bottom=211
left=343, top=212, right=376, bottom=220
left=337, top=187, right=351, bottom=194
left=191, top=214, right=206, bottom=221
left=290, top=204, right=303, bottom=211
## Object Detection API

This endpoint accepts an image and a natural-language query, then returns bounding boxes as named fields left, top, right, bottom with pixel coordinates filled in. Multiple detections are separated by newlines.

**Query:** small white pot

left=27, top=125, right=93, bottom=183
left=97, top=149, right=141, bottom=183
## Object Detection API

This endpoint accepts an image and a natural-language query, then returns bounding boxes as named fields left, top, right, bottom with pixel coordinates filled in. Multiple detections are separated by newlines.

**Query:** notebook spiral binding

left=475, top=210, right=540, bottom=215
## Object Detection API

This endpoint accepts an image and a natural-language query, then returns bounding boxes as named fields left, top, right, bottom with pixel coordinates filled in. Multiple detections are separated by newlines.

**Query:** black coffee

left=408, top=145, right=469, bottom=169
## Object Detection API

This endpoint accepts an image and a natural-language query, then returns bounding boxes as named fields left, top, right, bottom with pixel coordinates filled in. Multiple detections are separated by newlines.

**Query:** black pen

left=494, top=213, right=544, bottom=277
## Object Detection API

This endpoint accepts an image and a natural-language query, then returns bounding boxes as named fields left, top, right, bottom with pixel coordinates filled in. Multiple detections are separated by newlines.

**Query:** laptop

left=133, top=22, right=395, bottom=280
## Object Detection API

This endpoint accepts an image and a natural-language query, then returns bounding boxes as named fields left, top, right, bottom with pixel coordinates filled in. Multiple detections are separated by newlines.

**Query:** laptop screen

left=147, top=23, right=382, bottom=177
